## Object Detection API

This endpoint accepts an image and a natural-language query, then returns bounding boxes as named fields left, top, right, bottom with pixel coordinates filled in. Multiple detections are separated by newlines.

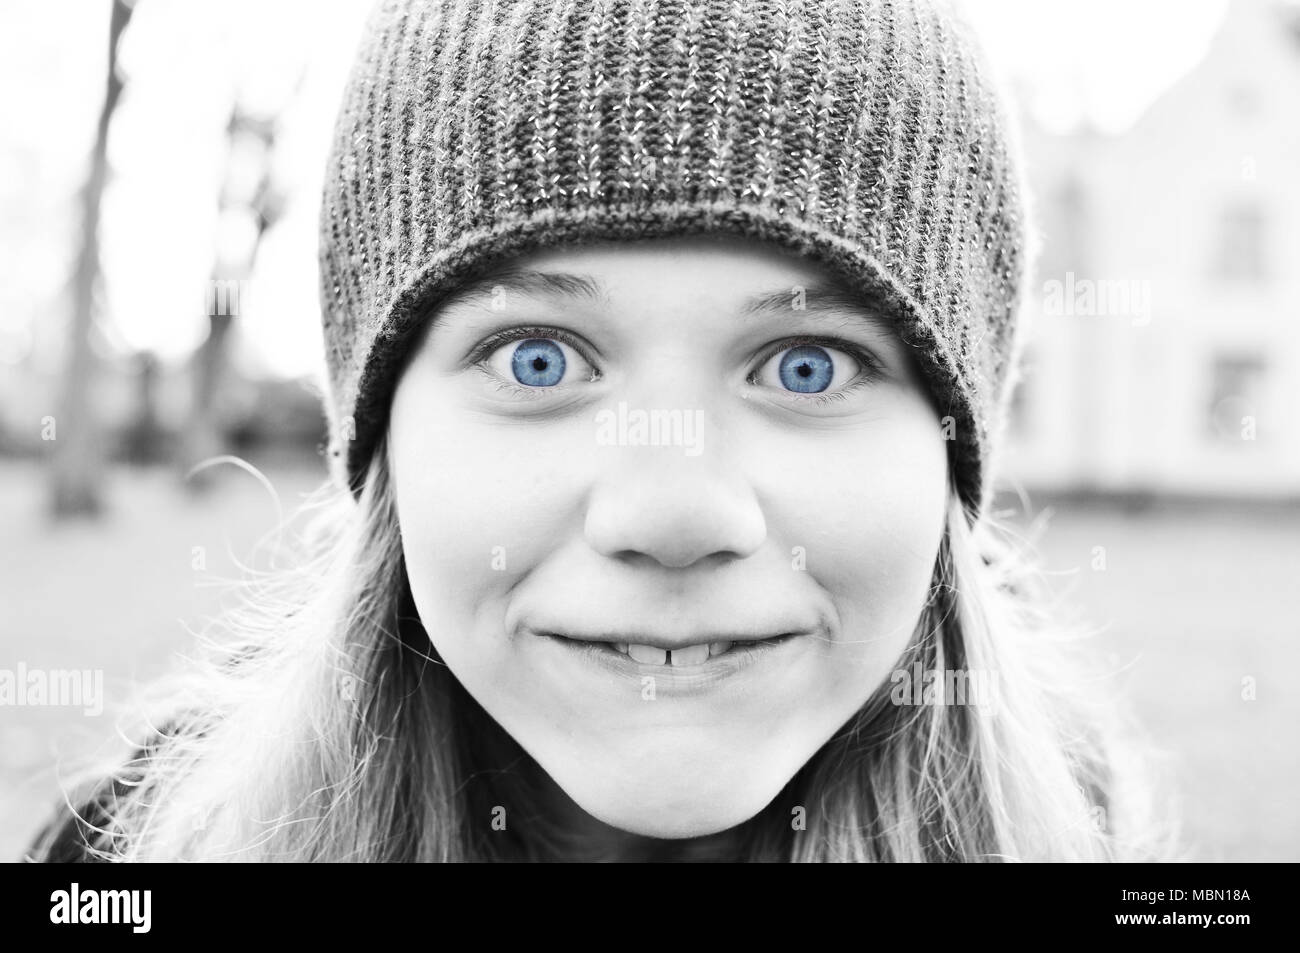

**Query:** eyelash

left=747, top=333, right=884, bottom=405
left=466, top=325, right=598, bottom=402
left=468, top=326, right=883, bottom=404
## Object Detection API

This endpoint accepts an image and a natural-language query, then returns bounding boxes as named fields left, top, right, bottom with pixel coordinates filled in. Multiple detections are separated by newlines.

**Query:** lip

left=534, top=630, right=803, bottom=652
left=534, top=629, right=813, bottom=695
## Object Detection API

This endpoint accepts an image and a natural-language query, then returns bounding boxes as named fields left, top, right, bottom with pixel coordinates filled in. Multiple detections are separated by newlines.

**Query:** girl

left=27, top=0, right=1168, bottom=862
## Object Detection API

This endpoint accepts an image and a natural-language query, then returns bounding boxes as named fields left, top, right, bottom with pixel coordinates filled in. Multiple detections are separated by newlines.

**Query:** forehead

left=518, top=234, right=823, bottom=281
left=434, top=236, right=899, bottom=336
left=452, top=236, right=820, bottom=297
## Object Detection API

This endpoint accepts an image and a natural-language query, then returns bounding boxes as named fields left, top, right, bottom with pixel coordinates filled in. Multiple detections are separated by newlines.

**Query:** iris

left=778, top=345, right=833, bottom=393
left=512, top=339, right=566, bottom=386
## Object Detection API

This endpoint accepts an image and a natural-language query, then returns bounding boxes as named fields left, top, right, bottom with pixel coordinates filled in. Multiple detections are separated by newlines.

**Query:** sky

left=957, top=0, right=1232, bottom=133
left=0, top=0, right=1260, bottom=382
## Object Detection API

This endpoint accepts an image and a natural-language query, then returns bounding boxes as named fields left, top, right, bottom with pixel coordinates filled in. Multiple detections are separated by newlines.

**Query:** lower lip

left=536, top=633, right=807, bottom=694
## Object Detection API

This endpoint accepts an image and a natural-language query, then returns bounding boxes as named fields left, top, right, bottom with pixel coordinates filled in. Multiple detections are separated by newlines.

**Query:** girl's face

left=389, top=236, right=948, bottom=838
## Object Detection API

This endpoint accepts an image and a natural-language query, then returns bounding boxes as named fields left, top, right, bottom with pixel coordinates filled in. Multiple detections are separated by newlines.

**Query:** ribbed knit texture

left=318, top=0, right=1030, bottom=521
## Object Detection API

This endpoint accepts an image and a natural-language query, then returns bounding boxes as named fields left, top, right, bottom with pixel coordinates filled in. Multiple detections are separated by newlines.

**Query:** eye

left=509, top=338, right=567, bottom=386
left=473, top=328, right=598, bottom=391
left=750, top=338, right=872, bottom=398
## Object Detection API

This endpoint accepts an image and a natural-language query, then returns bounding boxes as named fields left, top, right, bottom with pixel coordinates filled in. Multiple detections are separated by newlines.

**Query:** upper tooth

left=670, top=643, right=710, bottom=667
left=627, top=644, right=667, bottom=665
left=614, top=643, right=629, bottom=654
left=708, top=641, right=732, bottom=657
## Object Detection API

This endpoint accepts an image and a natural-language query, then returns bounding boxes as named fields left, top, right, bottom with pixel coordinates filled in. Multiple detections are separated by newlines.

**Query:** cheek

left=388, top=382, right=583, bottom=652
left=754, top=403, right=948, bottom=667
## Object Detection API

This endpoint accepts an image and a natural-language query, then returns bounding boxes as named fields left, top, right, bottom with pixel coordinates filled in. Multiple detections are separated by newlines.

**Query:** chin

left=553, top=760, right=793, bottom=840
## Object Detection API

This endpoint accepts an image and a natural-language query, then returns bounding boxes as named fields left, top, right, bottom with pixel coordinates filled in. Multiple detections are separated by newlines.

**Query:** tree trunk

left=50, top=0, right=134, bottom=517
left=182, top=108, right=284, bottom=492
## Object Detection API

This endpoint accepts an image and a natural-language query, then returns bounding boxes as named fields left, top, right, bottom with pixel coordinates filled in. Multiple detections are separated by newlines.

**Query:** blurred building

left=1005, top=0, right=1300, bottom=500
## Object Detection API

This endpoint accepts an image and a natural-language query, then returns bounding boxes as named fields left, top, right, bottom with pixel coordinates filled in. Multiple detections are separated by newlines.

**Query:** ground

left=1, top=458, right=1296, bottom=861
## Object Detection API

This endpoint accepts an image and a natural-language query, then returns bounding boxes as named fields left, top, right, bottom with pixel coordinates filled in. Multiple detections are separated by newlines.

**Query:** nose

left=583, top=437, right=767, bottom=569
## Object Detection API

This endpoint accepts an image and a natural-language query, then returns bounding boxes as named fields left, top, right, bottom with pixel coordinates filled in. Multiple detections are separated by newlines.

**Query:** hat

left=318, top=0, right=1030, bottom=522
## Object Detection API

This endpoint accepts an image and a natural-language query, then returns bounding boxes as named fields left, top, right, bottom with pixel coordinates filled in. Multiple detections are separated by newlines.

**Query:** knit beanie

left=318, top=0, right=1030, bottom=522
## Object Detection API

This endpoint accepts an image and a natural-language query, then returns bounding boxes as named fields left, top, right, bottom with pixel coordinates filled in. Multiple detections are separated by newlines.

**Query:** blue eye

left=510, top=338, right=567, bottom=386
left=471, top=327, right=598, bottom=397
left=751, top=338, right=873, bottom=403
left=778, top=345, right=834, bottom=393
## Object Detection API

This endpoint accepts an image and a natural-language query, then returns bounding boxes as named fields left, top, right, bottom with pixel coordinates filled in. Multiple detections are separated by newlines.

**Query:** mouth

left=534, top=630, right=805, bottom=668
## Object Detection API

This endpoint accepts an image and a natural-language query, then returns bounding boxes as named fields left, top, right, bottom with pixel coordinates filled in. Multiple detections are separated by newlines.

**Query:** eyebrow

left=436, top=268, right=895, bottom=335
left=736, top=285, right=889, bottom=328
left=437, top=268, right=610, bottom=313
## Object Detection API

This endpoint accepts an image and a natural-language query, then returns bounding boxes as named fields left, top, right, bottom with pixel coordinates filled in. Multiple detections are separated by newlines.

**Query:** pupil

left=777, top=344, right=833, bottom=393
left=512, top=338, right=566, bottom=387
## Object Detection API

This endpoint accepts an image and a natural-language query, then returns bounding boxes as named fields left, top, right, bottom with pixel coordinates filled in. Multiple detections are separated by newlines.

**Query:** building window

left=1006, top=345, right=1033, bottom=438
left=1228, top=84, right=1259, bottom=117
left=1215, top=204, right=1266, bottom=281
left=1206, top=353, right=1267, bottom=442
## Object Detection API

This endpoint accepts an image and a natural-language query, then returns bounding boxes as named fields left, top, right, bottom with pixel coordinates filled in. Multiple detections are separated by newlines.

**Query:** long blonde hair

left=42, top=434, right=1173, bottom=862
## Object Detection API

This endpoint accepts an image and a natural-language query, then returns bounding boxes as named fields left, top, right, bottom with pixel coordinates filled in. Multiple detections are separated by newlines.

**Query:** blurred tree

left=50, top=0, right=135, bottom=517
left=121, top=350, right=166, bottom=464
left=181, top=105, right=288, bottom=492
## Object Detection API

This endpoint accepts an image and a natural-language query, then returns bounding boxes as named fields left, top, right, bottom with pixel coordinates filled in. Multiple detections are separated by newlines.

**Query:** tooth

left=670, top=643, right=710, bottom=667
left=708, top=641, right=732, bottom=657
left=614, top=643, right=629, bottom=654
left=627, top=644, right=667, bottom=665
